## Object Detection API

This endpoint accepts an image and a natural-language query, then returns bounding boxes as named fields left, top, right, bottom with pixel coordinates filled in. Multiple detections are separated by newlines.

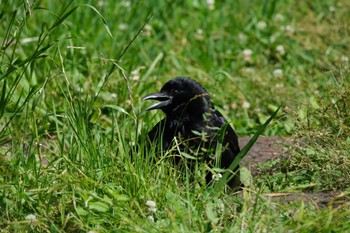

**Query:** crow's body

left=143, top=77, right=241, bottom=189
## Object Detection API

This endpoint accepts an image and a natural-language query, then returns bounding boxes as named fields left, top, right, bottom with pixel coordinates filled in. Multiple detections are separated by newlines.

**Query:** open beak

left=142, top=92, right=172, bottom=111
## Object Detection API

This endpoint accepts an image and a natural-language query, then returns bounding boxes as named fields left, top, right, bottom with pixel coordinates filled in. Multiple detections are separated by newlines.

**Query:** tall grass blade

left=88, top=13, right=153, bottom=121
left=48, top=2, right=77, bottom=33
left=82, top=4, right=114, bottom=40
left=0, top=81, right=6, bottom=118
left=212, top=106, right=281, bottom=195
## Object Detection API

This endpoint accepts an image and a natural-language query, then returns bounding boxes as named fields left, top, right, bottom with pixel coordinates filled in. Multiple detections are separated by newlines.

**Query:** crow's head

left=143, top=77, right=211, bottom=117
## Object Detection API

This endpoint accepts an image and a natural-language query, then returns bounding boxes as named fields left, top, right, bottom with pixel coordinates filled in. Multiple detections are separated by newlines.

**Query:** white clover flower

left=147, top=215, right=155, bottom=222
left=340, top=55, right=349, bottom=62
left=275, top=83, right=284, bottom=89
left=195, top=28, right=204, bottom=40
left=207, top=0, right=215, bottom=10
left=122, top=1, right=131, bottom=9
left=118, top=23, right=128, bottom=31
left=131, top=69, right=140, bottom=81
left=212, top=173, right=222, bottom=181
left=142, top=24, right=152, bottom=37
left=148, top=207, right=157, bottom=213
left=25, top=214, right=36, bottom=221
left=130, top=66, right=144, bottom=81
left=276, top=45, right=286, bottom=55
left=242, top=49, right=253, bottom=62
left=270, top=34, right=277, bottom=43
left=256, top=21, right=267, bottom=30
left=146, top=200, right=157, bottom=213
left=146, top=200, right=156, bottom=208
left=242, top=101, right=250, bottom=109
left=242, top=49, right=252, bottom=56
left=242, top=67, right=254, bottom=75
left=274, top=13, right=285, bottom=22
left=238, top=33, right=247, bottom=42
left=285, top=25, right=295, bottom=35
left=273, top=69, right=283, bottom=78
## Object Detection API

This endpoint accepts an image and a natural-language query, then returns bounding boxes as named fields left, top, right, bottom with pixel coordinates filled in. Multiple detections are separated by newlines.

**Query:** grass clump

left=258, top=78, right=350, bottom=192
left=1, top=0, right=350, bottom=232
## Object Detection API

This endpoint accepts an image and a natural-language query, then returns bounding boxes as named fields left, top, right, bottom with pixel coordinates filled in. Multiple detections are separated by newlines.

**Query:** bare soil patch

left=239, top=136, right=349, bottom=207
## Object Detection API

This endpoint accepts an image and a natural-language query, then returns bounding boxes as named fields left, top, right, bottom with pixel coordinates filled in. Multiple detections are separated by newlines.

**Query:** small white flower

left=270, top=34, right=277, bottom=43
left=144, top=24, right=153, bottom=31
left=284, top=25, right=295, bottom=35
left=273, top=69, right=283, bottom=78
left=275, top=83, right=284, bottom=89
left=146, top=200, right=157, bottom=213
left=118, top=23, right=128, bottom=31
left=147, top=215, right=155, bottom=222
left=207, top=0, right=215, bottom=10
left=25, top=214, right=36, bottom=221
left=195, top=28, right=204, bottom=40
left=238, top=33, right=247, bottom=42
left=242, top=49, right=253, bottom=62
left=329, top=6, right=335, bottom=12
left=122, top=1, right=131, bottom=9
left=242, top=101, right=250, bottom=109
left=242, top=67, right=254, bottom=75
left=340, top=55, right=349, bottom=62
left=242, top=49, right=252, bottom=56
left=276, top=45, right=286, bottom=55
left=274, top=13, right=285, bottom=22
left=212, top=173, right=222, bottom=181
left=148, top=207, right=157, bottom=213
left=142, top=24, right=152, bottom=37
left=146, top=200, right=156, bottom=208
left=131, top=69, right=140, bottom=81
left=256, top=21, right=267, bottom=30
left=130, top=66, right=144, bottom=81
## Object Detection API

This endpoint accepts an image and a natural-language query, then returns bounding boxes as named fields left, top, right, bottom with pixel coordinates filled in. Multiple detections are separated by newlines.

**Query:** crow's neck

left=166, top=105, right=213, bottom=132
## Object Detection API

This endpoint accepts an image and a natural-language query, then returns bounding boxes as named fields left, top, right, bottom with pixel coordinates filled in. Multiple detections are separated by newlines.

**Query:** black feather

left=143, top=77, right=241, bottom=189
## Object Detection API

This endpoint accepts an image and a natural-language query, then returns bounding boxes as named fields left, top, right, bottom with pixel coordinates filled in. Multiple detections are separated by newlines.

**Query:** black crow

left=142, top=77, right=241, bottom=190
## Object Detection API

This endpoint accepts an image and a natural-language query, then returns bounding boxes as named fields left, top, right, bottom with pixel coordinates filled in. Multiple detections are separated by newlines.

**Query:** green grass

left=1, top=0, right=350, bottom=232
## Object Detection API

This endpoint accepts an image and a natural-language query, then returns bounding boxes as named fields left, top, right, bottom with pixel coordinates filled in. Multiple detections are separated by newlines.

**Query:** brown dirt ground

left=238, top=136, right=349, bottom=208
